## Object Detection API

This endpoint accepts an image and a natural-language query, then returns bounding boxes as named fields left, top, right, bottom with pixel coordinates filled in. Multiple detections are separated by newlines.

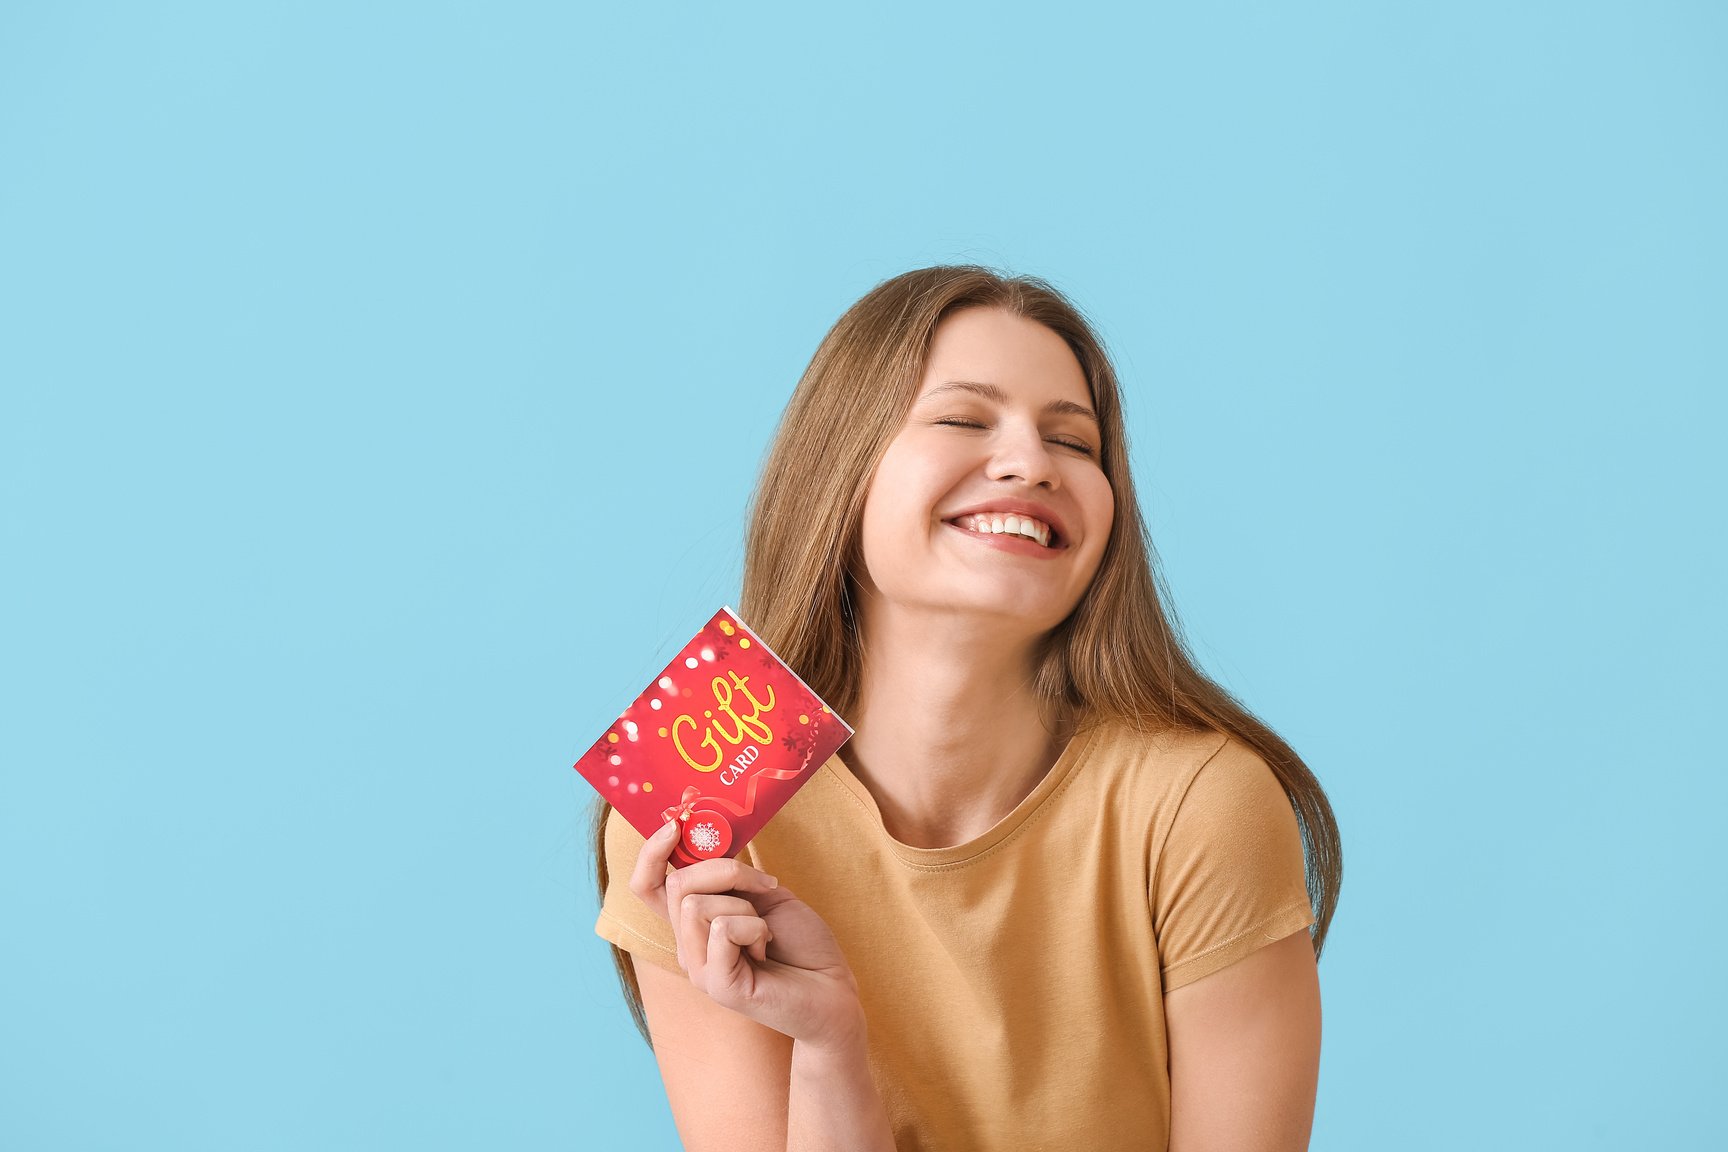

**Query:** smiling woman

left=590, top=266, right=1343, bottom=1152
left=856, top=307, right=1115, bottom=649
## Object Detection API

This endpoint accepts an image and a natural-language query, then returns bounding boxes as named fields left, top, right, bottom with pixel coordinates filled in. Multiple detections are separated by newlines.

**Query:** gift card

left=573, top=606, right=853, bottom=867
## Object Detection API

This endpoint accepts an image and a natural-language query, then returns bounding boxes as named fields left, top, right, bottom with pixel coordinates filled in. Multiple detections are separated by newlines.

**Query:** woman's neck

left=842, top=605, right=1070, bottom=849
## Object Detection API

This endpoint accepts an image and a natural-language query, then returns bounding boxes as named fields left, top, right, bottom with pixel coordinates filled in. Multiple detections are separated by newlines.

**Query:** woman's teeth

left=956, top=512, right=1052, bottom=548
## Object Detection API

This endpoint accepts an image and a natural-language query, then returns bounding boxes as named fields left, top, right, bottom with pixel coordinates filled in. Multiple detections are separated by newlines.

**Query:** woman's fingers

left=628, top=820, right=782, bottom=928
left=703, top=914, right=774, bottom=1008
left=675, top=893, right=768, bottom=974
left=626, top=819, right=682, bottom=913
left=660, top=854, right=779, bottom=924
left=625, top=821, right=787, bottom=1000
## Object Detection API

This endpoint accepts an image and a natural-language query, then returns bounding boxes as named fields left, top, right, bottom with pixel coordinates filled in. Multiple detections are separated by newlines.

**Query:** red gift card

left=574, top=606, right=853, bottom=867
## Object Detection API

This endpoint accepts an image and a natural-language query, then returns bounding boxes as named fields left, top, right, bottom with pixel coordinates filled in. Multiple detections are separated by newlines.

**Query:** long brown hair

left=592, top=265, right=1342, bottom=1043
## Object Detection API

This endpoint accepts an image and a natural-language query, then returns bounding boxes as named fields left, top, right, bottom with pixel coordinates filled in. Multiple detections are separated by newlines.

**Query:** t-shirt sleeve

left=1151, top=736, right=1316, bottom=993
left=594, top=807, right=684, bottom=976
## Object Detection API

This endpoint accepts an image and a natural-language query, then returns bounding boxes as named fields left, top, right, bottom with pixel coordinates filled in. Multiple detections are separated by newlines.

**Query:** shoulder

left=1081, top=716, right=1230, bottom=767
left=1039, top=720, right=1257, bottom=871
left=1072, top=718, right=1237, bottom=806
left=1171, top=731, right=1288, bottom=819
left=1150, top=727, right=1302, bottom=870
left=1077, top=720, right=1285, bottom=812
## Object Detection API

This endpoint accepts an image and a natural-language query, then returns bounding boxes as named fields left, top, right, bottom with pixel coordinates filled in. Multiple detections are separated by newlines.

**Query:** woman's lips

left=943, top=502, right=1068, bottom=546
left=943, top=519, right=1066, bottom=557
left=949, top=511, right=1053, bottom=548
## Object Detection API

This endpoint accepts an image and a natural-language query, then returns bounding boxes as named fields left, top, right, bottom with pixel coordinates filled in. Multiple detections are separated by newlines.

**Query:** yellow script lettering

left=708, top=671, right=775, bottom=745
left=671, top=713, right=723, bottom=773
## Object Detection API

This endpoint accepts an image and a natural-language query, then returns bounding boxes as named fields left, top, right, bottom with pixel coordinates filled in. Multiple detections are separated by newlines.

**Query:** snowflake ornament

left=689, top=822, right=722, bottom=853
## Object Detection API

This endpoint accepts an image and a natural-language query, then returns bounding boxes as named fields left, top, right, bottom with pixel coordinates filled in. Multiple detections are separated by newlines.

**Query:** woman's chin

left=873, top=593, right=1071, bottom=640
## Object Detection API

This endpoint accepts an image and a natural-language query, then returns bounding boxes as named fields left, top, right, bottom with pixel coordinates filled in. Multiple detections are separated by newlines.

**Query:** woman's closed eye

left=933, top=417, right=1095, bottom=457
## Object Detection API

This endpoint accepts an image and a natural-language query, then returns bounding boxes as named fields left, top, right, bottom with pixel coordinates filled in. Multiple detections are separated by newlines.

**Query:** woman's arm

left=636, top=961, right=791, bottom=1147
left=1164, top=926, right=1321, bottom=1152
left=629, top=820, right=898, bottom=1152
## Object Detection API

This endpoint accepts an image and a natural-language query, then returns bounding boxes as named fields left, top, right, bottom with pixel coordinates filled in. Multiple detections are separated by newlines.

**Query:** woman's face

left=855, top=306, right=1115, bottom=638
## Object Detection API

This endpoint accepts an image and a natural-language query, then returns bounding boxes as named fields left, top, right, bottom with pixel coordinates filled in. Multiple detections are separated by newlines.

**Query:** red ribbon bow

left=661, top=785, right=704, bottom=824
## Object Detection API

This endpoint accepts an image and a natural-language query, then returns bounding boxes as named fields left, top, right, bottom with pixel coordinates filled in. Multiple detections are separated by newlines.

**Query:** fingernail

left=765, top=874, right=779, bottom=889
left=655, top=820, right=678, bottom=842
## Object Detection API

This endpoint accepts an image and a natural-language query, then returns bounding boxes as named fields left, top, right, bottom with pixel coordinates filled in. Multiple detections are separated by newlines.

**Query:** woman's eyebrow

left=917, top=380, right=1098, bottom=423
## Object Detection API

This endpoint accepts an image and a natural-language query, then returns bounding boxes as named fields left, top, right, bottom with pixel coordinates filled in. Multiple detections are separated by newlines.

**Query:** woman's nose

left=984, top=422, right=1060, bottom=489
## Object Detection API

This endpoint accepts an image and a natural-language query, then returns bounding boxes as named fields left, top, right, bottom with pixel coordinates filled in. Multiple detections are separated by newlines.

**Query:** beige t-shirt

left=596, top=721, right=1315, bottom=1152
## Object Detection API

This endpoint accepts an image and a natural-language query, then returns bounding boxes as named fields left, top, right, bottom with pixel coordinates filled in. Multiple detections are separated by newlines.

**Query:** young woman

left=591, top=266, right=1343, bottom=1151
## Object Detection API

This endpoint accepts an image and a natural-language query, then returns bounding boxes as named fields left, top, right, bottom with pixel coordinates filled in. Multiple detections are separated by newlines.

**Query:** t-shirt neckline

left=818, top=722, right=1104, bottom=869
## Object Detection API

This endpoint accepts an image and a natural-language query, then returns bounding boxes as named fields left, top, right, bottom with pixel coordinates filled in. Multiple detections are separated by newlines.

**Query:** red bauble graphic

left=675, top=806, right=735, bottom=865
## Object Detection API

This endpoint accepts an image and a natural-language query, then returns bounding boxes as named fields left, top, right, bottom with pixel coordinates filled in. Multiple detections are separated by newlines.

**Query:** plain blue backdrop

left=3, top=2, right=1723, bottom=1148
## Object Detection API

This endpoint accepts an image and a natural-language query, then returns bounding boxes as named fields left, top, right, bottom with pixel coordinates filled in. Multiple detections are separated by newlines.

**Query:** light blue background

left=3, top=2, right=1723, bottom=1148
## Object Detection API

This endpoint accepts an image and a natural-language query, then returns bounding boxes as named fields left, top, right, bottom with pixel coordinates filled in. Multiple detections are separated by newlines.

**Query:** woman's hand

left=630, top=819, right=866, bottom=1052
